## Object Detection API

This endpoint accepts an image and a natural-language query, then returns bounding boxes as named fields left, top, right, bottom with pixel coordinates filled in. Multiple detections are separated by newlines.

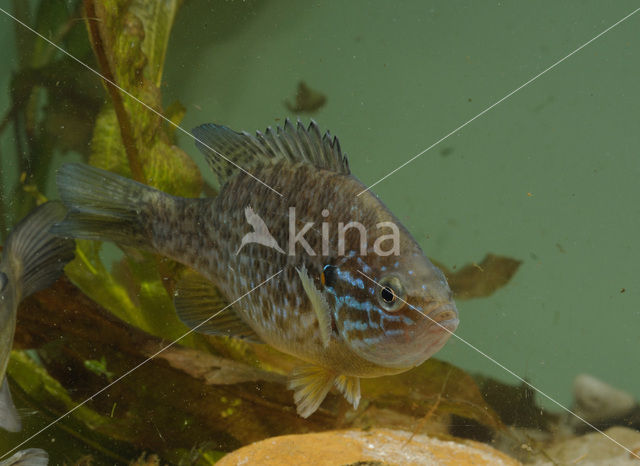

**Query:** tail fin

left=0, top=378, right=21, bottom=432
left=2, top=201, right=75, bottom=298
left=0, top=447, right=49, bottom=465
left=0, top=202, right=74, bottom=433
left=52, top=163, right=158, bottom=250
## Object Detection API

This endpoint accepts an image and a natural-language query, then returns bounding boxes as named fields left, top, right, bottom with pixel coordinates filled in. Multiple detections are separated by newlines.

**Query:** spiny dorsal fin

left=287, top=364, right=335, bottom=418
left=191, top=119, right=350, bottom=186
left=173, top=268, right=263, bottom=343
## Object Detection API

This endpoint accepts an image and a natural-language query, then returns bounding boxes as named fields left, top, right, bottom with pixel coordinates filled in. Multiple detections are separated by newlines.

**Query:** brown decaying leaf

left=433, top=253, right=522, bottom=300
left=156, top=346, right=284, bottom=386
left=284, top=81, right=327, bottom=113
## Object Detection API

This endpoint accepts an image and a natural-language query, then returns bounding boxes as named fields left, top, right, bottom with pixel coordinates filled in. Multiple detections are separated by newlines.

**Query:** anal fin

left=334, top=374, right=361, bottom=410
left=0, top=378, right=21, bottom=432
left=287, top=365, right=335, bottom=418
left=173, top=268, right=263, bottom=343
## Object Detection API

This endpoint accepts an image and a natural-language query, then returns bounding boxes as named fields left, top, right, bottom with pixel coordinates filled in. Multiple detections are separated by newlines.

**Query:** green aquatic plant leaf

left=128, top=0, right=181, bottom=88
left=84, top=356, right=115, bottom=382
left=7, top=351, right=137, bottom=464
left=64, top=240, right=140, bottom=325
left=164, top=100, right=187, bottom=141
left=8, top=351, right=107, bottom=429
left=88, top=107, right=128, bottom=175
left=64, top=239, right=207, bottom=349
left=67, top=0, right=205, bottom=350
left=111, top=252, right=213, bottom=345
left=84, top=0, right=202, bottom=197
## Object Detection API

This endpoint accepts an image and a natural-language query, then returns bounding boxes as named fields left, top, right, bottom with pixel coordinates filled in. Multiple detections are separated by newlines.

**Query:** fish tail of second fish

left=2, top=201, right=76, bottom=298
left=0, top=447, right=49, bottom=466
left=0, top=378, right=20, bottom=432
left=0, top=201, right=75, bottom=433
left=52, top=163, right=163, bottom=251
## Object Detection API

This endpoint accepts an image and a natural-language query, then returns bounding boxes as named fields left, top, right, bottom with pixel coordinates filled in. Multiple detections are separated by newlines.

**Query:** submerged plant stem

left=83, top=0, right=146, bottom=184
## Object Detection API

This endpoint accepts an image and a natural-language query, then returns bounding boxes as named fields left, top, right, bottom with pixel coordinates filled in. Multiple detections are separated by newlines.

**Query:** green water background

left=0, top=0, right=638, bottom=450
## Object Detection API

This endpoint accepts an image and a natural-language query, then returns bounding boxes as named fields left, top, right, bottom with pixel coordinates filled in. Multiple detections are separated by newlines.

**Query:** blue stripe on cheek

left=363, top=336, right=383, bottom=345
left=356, top=257, right=372, bottom=274
left=337, top=296, right=382, bottom=332
left=336, top=269, right=365, bottom=289
left=343, top=319, right=370, bottom=332
left=381, top=314, right=415, bottom=331
left=365, top=308, right=380, bottom=329
left=341, top=295, right=376, bottom=312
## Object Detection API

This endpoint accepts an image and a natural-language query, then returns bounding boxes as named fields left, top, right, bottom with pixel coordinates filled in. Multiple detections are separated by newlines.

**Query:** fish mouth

left=425, top=303, right=459, bottom=334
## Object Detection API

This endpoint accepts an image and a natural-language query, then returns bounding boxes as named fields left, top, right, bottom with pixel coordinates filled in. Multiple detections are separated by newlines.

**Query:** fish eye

left=381, top=286, right=395, bottom=303
left=321, top=265, right=337, bottom=288
left=377, top=276, right=405, bottom=312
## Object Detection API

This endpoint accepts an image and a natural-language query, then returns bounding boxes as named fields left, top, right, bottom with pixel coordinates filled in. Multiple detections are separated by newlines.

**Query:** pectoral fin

left=174, top=268, right=263, bottom=342
left=296, top=265, right=332, bottom=348
left=0, top=378, right=21, bottom=432
left=288, top=365, right=335, bottom=418
left=334, top=374, right=361, bottom=410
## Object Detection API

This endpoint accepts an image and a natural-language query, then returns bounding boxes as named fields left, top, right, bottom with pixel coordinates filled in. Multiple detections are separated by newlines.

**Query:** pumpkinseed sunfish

left=0, top=202, right=75, bottom=431
left=53, top=119, right=459, bottom=417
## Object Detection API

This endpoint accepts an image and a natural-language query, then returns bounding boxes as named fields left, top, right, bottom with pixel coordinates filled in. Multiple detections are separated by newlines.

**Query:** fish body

left=54, top=120, right=459, bottom=417
left=0, top=202, right=75, bottom=431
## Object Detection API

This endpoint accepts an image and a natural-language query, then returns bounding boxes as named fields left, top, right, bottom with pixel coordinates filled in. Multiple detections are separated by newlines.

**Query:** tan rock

left=216, top=428, right=521, bottom=466
left=571, top=374, right=637, bottom=426
left=531, top=426, right=640, bottom=466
